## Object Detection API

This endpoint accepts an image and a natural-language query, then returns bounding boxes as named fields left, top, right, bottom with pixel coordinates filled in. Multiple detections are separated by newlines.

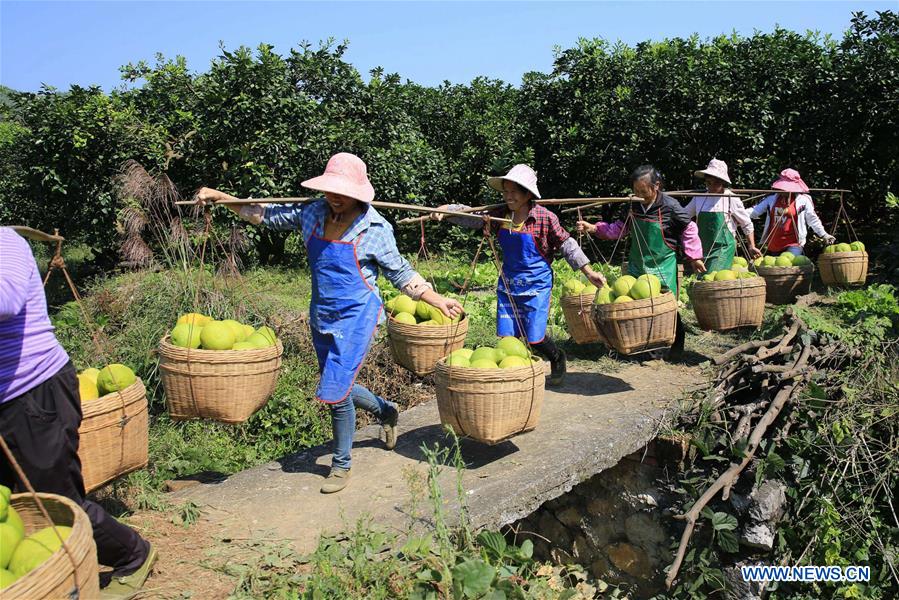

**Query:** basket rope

left=0, top=434, right=82, bottom=595
left=829, top=192, right=860, bottom=242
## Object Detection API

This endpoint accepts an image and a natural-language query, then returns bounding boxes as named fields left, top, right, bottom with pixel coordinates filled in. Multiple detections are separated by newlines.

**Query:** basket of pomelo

left=559, top=279, right=604, bottom=344
left=159, top=313, right=283, bottom=424
left=690, top=258, right=766, bottom=331
left=0, top=490, right=100, bottom=599
left=591, top=274, right=677, bottom=355
left=818, top=241, right=868, bottom=286
left=753, top=253, right=814, bottom=305
left=386, top=294, right=468, bottom=376
left=75, top=364, right=148, bottom=492
left=623, top=261, right=684, bottom=294
left=434, top=337, right=547, bottom=445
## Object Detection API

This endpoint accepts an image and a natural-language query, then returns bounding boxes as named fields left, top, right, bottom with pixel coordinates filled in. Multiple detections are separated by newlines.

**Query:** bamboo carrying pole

left=9, top=225, right=65, bottom=243
left=396, top=196, right=639, bottom=226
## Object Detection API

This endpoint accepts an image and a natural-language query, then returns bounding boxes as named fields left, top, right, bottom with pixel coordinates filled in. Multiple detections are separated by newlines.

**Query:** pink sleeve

left=681, top=221, right=703, bottom=260
left=593, top=220, right=627, bottom=240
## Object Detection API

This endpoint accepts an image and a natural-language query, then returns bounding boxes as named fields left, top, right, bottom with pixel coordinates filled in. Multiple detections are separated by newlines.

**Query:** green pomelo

left=177, top=313, right=211, bottom=327
left=450, top=348, right=474, bottom=360
left=849, top=241, right=865, bottom=252
left=753, top=257, right=764, bottom=266
left=415, top=300, right=432, bottom=321
left=732, top=256, right=748, bottom=267
left=792, top=255, right=811, bottom=266
left=779, top=251, right=796, bottom=259
left=630, top=279, right=653, bottom=300
left=385, top=298, right=397, bottom=315
left=496, top=336, right=529, bottom=359
left=613, top=295, right=634, bottom=303
left=77, top=375, right=99, bottom=402
left=739, top=271, right=757, bottom=278
left=774, top=255, right=794, bottom=267
left=393, top=295, right=417, bottom=315
left=231, top=342, right=257, bottom=351
left=255, top=326, right=277, bottom=345
left=715, top=270, right=737, bottom=281
left=563, top=279, right=585, bottom=295
left=9, top=526, right=72, bottom=577
left=199, top=321, right=236, bottom=350
left=392, top=312, right=417, bottom=325
left=470, top=347, right=497, bottom=363
left=636, top=274, right=662, bottom=296
left=836, top=243, right=852, bottom=252
left=428, top=305, right=451, bottom=325
left=824, top=245, right=836, bottom=254
left=581, top=284, right=598, bottom=296
left=0, top=568, right=18, bottom=589
left=418, top=320, right=440, bottom=326
left=242, top=324, right=256, bottom=340
left=80, top=368, right=100, bottom=385
left=611, top=276, right=636, bottom=298
left=702, top=273, right=716, bottom=282
left=245, top=333, right=273, bottom=348
left=492, top=348, right=508, bottom=363
left=0, top=522, right=23, bottom=569
left=469, top=359, right=498, bottom=369
left=222, top=320, right=247, bottom=342
left=732, top=265, right=748, bottom=273
left=762, top=256, right=777, bottom=267
left=499, top=356, right=531, bottom=368
left=594, top=286, right=614, bottom=304
left=170, top=323, right=202, bottom=349
left=5, top=508, right=23, bottom=538
left=96, top=364, right=136, bottom=395
left=445, top=355, right=471, bottom=367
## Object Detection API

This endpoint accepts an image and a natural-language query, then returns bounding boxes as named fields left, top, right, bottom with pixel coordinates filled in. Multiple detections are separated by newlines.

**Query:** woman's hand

left=748, top=245, right=763, bottom=259
left=195, top=187, right=233, bottom=206
left=691, top=258, right=707, bottom=274
left=431, top=296, right=464, bottom=319
left=581, top=266, right=607, bottom=288
left=576, top=221, right=597, bottom=235
left=431, top=204, right=450, bottom=222
left=823, top=234, right=837, bottom=245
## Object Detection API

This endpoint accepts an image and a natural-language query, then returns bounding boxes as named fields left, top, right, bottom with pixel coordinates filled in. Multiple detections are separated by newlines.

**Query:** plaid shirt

left=263, top=199, right=417, bottom=300
left=488, top=204, right=572, bottom=263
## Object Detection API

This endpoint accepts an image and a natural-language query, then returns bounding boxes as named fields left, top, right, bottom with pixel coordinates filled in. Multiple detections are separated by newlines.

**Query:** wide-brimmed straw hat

left=487, top=164, right=541, bottom=199
left=694, top=158, right=732, bottom=185
left=771, top=168, right=809, bottom=194
left=301, top=152, right=376, bottom=203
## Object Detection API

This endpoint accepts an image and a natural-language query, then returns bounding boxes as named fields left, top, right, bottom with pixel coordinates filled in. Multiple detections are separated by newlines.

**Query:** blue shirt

left=263, top=199, right=418, bottom=321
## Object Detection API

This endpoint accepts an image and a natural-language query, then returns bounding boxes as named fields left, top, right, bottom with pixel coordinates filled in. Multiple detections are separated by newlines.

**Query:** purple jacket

left=0, top=228, right=70, bottom=403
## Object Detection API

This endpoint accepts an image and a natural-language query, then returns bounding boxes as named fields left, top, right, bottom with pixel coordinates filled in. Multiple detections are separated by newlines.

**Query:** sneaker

left=100, top=544, right=157, bottom=599
left=320, top=468, right=351, bottom=494
left=548, top=350, right=567, bottom=387
left=382, top=406, right=399, bottom=450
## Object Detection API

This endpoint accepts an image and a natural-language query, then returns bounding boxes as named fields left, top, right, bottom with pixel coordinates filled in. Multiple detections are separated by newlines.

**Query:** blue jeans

left=329, top=384, right=397, bottom=471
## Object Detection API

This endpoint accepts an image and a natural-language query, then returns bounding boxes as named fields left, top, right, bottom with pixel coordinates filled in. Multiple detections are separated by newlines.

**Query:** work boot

left=100, top=544, right=157, bottom=599
left=320, top=468, right=351, bottom=494
left=382, top=405, right=399, bottom=450
left=548, top=349, right=567, bottom=387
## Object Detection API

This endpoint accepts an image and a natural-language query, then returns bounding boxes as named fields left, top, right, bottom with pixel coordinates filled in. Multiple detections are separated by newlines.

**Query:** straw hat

left=487, top=164, right=541, bottom=199
left=694, top=158, right=732, bottom=185
left=301, top=152, right=376, bottom=203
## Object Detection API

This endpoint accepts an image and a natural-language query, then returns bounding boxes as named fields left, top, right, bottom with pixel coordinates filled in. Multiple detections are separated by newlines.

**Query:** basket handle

left=0, top=433, right=83, bottom=594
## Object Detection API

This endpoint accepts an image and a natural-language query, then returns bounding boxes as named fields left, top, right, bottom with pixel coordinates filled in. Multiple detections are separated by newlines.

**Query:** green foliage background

left=1, top=12, right=897, bottom=263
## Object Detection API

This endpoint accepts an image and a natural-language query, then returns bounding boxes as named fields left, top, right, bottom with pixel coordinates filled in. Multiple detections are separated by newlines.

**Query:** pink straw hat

left=771, top=168, right=809, bottom=194
left=487, top=164, right=542, bottom=199
left=301, top=152, right=376, bottom=204
left=694, top=158, right=732, bottom=185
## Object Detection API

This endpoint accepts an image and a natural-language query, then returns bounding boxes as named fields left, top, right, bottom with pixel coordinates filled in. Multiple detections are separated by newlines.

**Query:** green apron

left=697, top=210, right=736, bottom=272
left=628, top=208, right=679, bottom=295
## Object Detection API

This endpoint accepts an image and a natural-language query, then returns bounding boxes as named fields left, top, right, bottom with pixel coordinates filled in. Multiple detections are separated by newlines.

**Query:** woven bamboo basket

left=756, top=264, right=814, bottom=305
left=622, top=261, right=684, bottom=293
left=592, top=291, right=678, bottom=354
left=77, top=378, right=149, bottom=493
left=690, top=277, right=766, bottom=331
left=159, top=337, right=283, bottom=423
left=4, top=493, right=100, bottom=600
left=434, top=358, right=547, bottom=445
left=561, top=293, right=604, bottom=344
left=818, top=251, right=868, bottom=286
left=387, top=315, right=469, bottom=376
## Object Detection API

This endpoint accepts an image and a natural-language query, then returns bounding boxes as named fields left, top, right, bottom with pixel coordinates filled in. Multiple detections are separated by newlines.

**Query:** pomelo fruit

left=177, top=313, right=211, bottom=328
left=629, top=279, right=652, bottom=300
left=824, top=244, right=836, bottom=254
left=732, top=256, right=748, bottom=267
left=221, top=320, right=247, bottom=342
left=499, top=356, right=531, bottom=368
left=393, top=295, right=416, bottom=316
left=200, top=321, right=236, bottom=350
left=582, top=284, right=598, bottom=296
left=779, top=251, right=795, bottom=259
left=5, top=507, right=23, bottom=538
left=753, top=257, right=764, bottom=266
left=446, top=355, right=470, bottom=367
left=255, top=326, right=277, bottom=345
left=836, top=242, right=852, bottom=252
left=77, top=374, right=99, bottom=402
left=775, top=255, right=794, bottom=267
left=392, top=312, right=417, bottom=325
left=470, top=359, right=498, bottom=369
left=613, top=295, right=633, bottom=303
left=637, top=274, right=662, bottom=296
left=594, top=286, right=614, bottom=304
left=418, top=320, right=440, bottom=326
left=0, top=567, right=18, bottom=589
left=612, top=276, right=636, bottom=298
left=739, top=271, right=757, bottom=278
left=492, top=348, right=508, bottom=363
left=451, top=348, right=474, bottom=360
left=9, top=526, right=72, bottom=577
left=496, top=336, right=529, bottom=359
left=732, top=265, right=747, bottom=273
left=385, top=298, right=397, bottom=315
left=96, top=364, right=136, bottom=395
left=231, top=341, right=257, bottom=351
left=849, top=241, right=865, bottom=252
left=702, top=273, right=716, bottom=282
left=170, top=323, right=202, bottom=349
left=415, top=300, right=432, bottom=321
left=242, top=324, right=255, bottom=340
left=563, top=279, right=584, bottom=295
left=715, top=270, right=737, bottom=281
left=0, top=522, right=23, bottom=569
left=245, top=333, right=272, bottom=348
left=428, top=305, right=451, bottom=325
left=792, top=255, right=810, bottom=266
left=80, top=368, right=100, bottom=385
left=470, top=347, right=497, bottom=363
left=762, top=256, right=777, bottom=267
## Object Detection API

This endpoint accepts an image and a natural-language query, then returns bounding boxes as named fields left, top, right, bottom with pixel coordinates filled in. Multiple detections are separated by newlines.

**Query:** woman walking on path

left=750, top=168, right=834, bottom=255
left=197, top=153, right=462, bottom=494
left=685, top=158, right=761, bottom=271
left=576, top=165, right=705, bottom=357
left=437, top=164, right=606, bottom=386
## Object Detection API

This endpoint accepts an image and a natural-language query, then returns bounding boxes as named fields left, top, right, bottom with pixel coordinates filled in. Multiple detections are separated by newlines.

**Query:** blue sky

left=1, top=1, right=894, bottom=91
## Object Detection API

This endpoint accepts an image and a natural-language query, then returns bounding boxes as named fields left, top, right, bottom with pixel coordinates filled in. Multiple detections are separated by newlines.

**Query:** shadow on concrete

left=392, top=424, right=520, bottom=469
left=274, top=437, right=396, bottom=476
left=550, top=371, right=633, bottom=396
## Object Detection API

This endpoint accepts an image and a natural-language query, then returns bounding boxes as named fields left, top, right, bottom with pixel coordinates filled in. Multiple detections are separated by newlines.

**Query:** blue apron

left=306, top=224, right=383, bottom=404
left=496, top=227, right=553, bottom=343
